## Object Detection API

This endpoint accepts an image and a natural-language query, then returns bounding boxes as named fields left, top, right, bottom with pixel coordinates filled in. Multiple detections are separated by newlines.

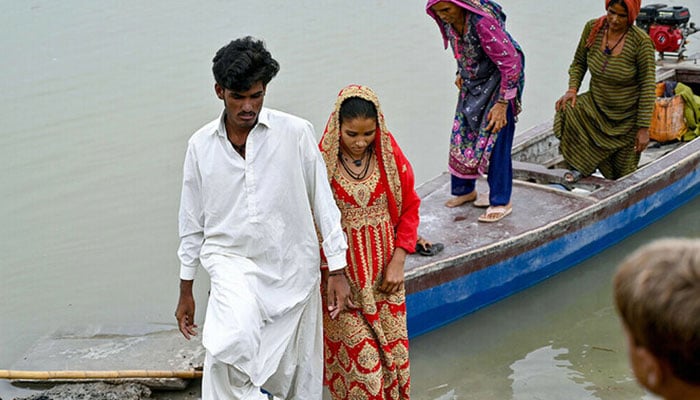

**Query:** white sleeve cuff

left=326, top=253, right=347, bottom=272
left=179, top=264, right=198, bottom=280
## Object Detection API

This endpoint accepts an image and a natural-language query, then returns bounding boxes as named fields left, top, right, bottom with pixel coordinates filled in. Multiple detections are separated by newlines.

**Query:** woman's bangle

left=328, top=269, right=346, bottom=276
left=497, top=98, right=508, bottom=104
left=566, top=88, right=577, bottom=94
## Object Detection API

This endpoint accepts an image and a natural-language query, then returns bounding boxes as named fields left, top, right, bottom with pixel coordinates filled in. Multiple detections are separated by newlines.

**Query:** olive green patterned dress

left=554, top=19, right=655, bottom=179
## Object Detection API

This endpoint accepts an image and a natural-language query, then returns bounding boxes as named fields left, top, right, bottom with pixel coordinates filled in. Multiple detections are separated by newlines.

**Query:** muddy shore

left=6, top=380, right=202, bottom=400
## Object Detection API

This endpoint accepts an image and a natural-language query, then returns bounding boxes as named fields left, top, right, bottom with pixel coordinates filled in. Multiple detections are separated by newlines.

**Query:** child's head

left=613, top=238, right=700, bottom=396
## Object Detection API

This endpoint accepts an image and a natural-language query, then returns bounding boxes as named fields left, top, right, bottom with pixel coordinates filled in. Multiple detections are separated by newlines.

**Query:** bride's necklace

left=339, top=147, right=373, bottom=180
left=348, top=154, right=363, bottom=167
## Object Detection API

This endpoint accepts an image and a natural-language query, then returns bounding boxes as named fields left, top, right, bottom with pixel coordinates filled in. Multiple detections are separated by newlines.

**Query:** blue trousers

left=451, top=107, right=515, bottom=207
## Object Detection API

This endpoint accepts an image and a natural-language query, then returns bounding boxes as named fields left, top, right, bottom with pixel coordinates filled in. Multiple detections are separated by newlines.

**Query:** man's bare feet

left=445, top=191, right=477, bottom=208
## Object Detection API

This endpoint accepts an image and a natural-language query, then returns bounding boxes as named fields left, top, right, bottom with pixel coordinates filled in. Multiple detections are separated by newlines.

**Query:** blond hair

left=613, top=238, right=700, bottom=384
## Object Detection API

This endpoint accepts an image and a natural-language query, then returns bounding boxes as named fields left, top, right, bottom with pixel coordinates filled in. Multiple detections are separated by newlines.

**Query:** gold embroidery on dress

left=332, top=378, right=347, bottom=399
left=335, top=166, right=381, bottom=210
left=320, top=85, right=411, bottom=400
left=335, top=167, right=394, bottom=292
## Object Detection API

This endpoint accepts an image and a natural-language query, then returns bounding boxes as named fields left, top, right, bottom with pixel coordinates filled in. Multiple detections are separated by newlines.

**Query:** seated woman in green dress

left=554, top=0, right=655, bottom=180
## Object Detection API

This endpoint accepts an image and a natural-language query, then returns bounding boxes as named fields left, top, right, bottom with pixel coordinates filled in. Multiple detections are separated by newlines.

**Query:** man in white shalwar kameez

left=175, top=37, right=355, bottom=400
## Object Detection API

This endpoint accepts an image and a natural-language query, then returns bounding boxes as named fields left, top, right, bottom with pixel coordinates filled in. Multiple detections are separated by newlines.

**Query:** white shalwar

left=178, top=108, right=348, bottom=400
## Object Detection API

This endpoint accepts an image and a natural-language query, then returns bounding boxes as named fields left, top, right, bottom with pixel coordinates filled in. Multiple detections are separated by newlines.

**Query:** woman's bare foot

left=445, top=191, right=477, bottom=208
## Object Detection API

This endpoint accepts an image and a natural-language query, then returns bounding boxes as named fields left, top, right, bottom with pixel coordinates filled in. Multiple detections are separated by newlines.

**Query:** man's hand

left=175, top=279, right=198, bottom=340
left=326, top=269, right=357, bottom=319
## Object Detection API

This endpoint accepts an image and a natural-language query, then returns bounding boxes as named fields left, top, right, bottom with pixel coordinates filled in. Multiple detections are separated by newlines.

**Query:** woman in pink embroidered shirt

left=426, top=0, right=524, bottom=222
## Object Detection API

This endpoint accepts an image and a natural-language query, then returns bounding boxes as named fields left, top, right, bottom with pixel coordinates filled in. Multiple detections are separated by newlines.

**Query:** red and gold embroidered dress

left=319, top=85, right=420, bottom=400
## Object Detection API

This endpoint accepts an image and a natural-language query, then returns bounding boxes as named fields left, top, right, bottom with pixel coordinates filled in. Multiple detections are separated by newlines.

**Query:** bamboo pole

left=0, top=369, right=202, bottom=380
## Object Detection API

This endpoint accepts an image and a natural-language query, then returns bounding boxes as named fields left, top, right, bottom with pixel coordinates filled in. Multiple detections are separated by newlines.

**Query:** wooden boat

left=404, top=59, right=700, bottom=337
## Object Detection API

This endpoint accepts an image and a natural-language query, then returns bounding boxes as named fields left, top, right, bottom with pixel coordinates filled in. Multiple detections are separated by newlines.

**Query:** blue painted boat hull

left=404, top=83, right=700, bottom=337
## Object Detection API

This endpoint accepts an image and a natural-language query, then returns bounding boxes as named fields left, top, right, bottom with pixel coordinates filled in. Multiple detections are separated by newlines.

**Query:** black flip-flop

left=415, top=241, right=445, bottom=257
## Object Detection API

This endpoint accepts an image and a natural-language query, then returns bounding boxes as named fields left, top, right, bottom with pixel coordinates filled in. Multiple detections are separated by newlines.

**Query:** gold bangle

left=328, top=269, right=345, bottom=276
left=497, top=98, right=508, bottom=104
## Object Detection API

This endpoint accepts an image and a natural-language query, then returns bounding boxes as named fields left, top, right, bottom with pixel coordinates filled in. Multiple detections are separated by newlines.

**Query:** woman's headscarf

left=319, top=84, right=404, bottom=225
left=586, top=0, right=642, bottom=48
left=425, top=0, right=508, bottom=49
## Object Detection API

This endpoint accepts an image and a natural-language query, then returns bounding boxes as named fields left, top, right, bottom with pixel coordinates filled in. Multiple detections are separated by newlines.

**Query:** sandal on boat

left=473, top=191, right=490, bottom=208
left=478, top=204, right=512, bottom=223
left=415, top=237, right=445, bottom=256
left=445, top=191, right=478, bottom=208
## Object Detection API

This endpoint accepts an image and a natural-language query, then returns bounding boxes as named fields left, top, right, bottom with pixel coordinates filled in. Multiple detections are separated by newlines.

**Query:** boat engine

left=636, top=4, right=698, bottom=59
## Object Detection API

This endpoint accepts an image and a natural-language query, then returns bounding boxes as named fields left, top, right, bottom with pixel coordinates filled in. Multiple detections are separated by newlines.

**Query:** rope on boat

left=0, top=369, right=202, bottom=380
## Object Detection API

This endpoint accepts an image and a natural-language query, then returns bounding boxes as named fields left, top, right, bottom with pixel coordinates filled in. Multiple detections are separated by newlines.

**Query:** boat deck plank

left=406, top=172, right=597, bottom=278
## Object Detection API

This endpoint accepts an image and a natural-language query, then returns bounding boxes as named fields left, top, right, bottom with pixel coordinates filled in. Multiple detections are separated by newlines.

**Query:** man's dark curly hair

left=212, top=36, right=280, bottom=92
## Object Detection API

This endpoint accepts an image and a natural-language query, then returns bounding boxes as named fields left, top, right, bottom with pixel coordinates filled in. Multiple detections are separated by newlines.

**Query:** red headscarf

left=319, top=85, right=404, bottom=226
left=585, top=0, right=641, bottom=48
left=319, top=85, right=421, bottom=252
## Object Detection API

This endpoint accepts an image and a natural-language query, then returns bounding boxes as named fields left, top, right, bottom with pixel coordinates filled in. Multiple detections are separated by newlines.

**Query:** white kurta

left=177, top=108, right=347, bottom=397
